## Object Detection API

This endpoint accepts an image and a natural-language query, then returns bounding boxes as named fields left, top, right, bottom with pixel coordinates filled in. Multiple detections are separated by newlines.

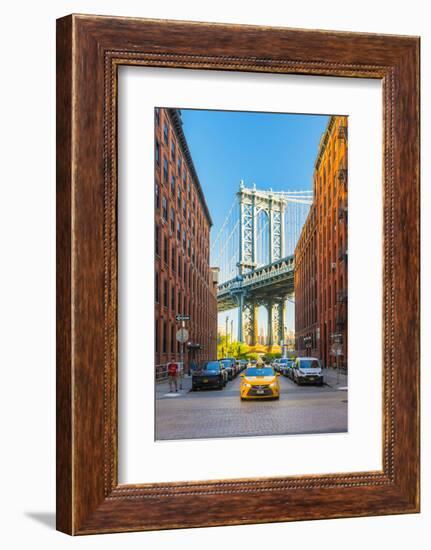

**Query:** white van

left=292, top=357, right=323, bottom=386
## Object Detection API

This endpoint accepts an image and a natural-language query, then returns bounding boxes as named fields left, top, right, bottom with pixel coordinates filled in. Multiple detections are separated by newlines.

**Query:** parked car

left=226, top=357, right=239, bottom=377
left=220, top=358, right=235, bottom=380
left=292, top=357, right=324, bottom=386
left=272, top=358, right=281, bottom=372
left=279, top=358, right=294, bottom=378
left=240, top=365, right=281, bottom=400
left=192, top=361, right=227, bottom=390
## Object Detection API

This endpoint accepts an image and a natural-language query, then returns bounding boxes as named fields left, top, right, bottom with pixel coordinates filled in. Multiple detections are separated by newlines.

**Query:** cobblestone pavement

left=155, top=374, right=348, bottom=441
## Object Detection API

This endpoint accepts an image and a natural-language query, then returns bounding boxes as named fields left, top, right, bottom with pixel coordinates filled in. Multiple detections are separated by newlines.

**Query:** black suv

left=192, top=361, right=227, bottom=390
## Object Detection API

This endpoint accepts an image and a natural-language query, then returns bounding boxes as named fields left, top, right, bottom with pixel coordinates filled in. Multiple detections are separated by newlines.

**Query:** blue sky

left=180, top=108, right=329, bottom=336
left=180, top=109, right=329, bottom=233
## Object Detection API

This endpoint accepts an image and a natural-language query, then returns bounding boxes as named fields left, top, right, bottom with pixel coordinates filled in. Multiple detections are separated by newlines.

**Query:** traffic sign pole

left=176, top=317, right=189, bottom=375
left=181, top=320, right=184, bottom=376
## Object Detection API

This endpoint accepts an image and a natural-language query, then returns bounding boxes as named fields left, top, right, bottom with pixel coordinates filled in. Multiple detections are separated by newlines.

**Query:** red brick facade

left=154, top=108, right=218, bottom=370
left=295, top=116, right=348, bottom=368
left=294, top=204, right=318, bottom=357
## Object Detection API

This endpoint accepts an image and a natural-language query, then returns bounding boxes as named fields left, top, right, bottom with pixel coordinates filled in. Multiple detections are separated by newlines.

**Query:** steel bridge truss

left=215, top=182, right=312, bottom=345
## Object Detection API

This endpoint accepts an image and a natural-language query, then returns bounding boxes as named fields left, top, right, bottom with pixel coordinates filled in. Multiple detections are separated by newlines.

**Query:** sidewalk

left=155, top=374, right=193, bottom=400
left=323, top=368, right=348, bottom=390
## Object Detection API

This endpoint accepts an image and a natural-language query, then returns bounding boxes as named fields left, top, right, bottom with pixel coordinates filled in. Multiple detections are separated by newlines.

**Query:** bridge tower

left=237, top=181, right=286, bottom=274
left=235, top=182, right=288, bottom=346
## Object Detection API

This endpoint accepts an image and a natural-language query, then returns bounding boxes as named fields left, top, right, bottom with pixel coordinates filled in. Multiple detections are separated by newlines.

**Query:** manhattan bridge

left=212, top=181, right=312, bottom=346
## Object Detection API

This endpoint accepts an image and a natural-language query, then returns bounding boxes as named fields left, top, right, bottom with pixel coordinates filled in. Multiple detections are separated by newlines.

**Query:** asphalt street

left=155, top=374, right=348, bottom=440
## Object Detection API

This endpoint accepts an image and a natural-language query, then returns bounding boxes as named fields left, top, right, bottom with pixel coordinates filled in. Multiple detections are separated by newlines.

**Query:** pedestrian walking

left=167, top=360, right=179, bottom=392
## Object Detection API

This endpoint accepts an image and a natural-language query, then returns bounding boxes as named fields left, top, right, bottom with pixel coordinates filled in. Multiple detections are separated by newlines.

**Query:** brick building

left=294, top=204, right=318, bottom=357
left=154, top=108, right=218, bottom=370
left=295, top=115, right=348, bottom=368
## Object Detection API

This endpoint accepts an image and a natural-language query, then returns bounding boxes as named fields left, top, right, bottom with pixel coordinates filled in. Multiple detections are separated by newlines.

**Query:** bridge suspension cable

left=210, top=196, right=240, bottom=284
left=210, top=197, right=238, bottom=254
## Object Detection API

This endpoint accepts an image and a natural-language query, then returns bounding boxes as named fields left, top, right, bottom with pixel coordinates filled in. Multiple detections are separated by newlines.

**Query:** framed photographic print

left=56, top=14, right=420, bottom=535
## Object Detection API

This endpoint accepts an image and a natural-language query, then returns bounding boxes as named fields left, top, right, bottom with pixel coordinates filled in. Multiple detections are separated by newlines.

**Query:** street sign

left=176, top=315, right=190, bottom=322
left=176, top=328, right=189, bottom=343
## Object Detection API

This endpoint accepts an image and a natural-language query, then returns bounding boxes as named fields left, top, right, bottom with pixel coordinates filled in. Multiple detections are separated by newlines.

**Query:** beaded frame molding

left=56, top=14, right=420, bottom=535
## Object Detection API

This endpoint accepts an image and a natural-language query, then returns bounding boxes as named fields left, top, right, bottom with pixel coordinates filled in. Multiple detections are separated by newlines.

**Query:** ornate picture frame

left=56, top=14, right=420, bottom=534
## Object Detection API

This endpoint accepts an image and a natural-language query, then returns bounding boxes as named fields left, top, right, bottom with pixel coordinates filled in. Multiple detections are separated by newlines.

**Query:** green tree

left=217, top=334, right=249, bottom=359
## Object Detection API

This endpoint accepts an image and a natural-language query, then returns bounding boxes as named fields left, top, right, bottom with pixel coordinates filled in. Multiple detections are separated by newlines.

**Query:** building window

left=155, top=140, right=160, bottom=165
left=155, top=182, right=160, bottom=209
left=164, top=235, right=168, bottom=264
left=163, top=157, right=168, bottom=183
left=162, top=321, right=167, bottom=353
left=182, top=230, right=186, bottom=249
left=163, top=280, right=168, bottom=307
left=155, top=224, right=160, bottom=256
left=155, top=273, right=159, bottom=303
left=171, top=325, right=175, bottom=353
left=170, top=208, right=175, bottom=232
left=177, top=187, right=181, bottom=208
left=171, top=246, right=176, bottom=270
left=170, top=174, right=175, bottom=195
left=187, top=181, right=191, bottom=197
left=182, top=170, right=186, bottom=185
left=171, top=140, right=176, bottom=160
left=171, top=286, right=175, bottom=311
left=155, top=107, right=160, bottom=126
left=178, top=156, right=182, bottom=174
left=163, top=122, right=168, bottom=145
left=183, top=198, right=186, bottom=217
left=187, top=239, right=191, bottom=257
left=162, top=197, right=167, bottom=221
left=177, top=220, right=181, bottom=240
left=155, top=319, right=159, bottom=353
left=178, top=256, right=182, bottom=278
left=177, top=290, right=181, bottom=313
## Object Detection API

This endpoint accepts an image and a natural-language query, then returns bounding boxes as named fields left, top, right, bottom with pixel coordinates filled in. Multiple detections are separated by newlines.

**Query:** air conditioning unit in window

left=331, top=262, right=337, bottom=270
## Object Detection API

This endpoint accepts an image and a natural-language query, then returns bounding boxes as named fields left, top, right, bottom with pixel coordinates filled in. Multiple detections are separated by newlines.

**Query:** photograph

left=154, top=107, right=348, bottom=440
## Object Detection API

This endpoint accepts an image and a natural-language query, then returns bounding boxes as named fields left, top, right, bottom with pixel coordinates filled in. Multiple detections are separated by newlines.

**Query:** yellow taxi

left=240, top=365, right=281, bottom=400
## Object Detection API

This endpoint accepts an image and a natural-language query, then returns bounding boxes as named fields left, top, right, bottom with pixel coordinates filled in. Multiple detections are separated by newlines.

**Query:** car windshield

left=299, top=359, right=320, bottom=369
left=220, top=361, right=231, bottom=367
left=245, top=367, right=274, bottom=377
left=202, top=362, right=220, bottom=371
